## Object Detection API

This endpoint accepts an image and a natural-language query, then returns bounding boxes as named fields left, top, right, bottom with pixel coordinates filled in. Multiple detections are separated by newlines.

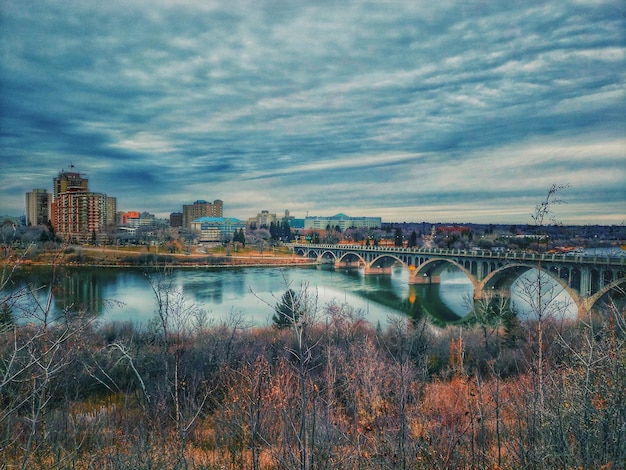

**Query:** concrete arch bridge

left=287, top=243, right=626, bottom=318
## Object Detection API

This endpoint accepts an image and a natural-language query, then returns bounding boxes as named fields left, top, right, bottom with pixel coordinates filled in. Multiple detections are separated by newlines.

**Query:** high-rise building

left=25, top=189, right=52, bottom=226
left=183, top=199, right=223, bottom=227
left=106, top=196, right=117, bottom=227
left=51, top=192, right=115, bottom=243
left=49, top=168, right=116, bottom=243
left=53, top=169, right=88, bottom=199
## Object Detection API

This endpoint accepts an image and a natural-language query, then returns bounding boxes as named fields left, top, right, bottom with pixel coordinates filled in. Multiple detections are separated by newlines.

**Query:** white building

left=304, top=213, right=381, bottom=231
left=190, top=217, right=246, bottom=242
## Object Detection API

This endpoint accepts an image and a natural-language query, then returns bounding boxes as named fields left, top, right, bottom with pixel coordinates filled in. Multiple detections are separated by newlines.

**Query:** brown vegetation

left=1, top=246, right=625, bottom=469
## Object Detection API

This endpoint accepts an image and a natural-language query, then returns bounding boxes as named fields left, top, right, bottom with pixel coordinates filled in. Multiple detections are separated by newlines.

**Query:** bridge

left=287, top=243, right=626, bottom=317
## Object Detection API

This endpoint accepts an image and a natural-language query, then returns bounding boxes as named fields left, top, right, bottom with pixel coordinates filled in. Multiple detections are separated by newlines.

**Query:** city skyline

left=1, top=1, right=625, bottom=225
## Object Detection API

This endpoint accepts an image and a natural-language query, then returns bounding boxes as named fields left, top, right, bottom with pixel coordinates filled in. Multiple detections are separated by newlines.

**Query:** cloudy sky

left=1, top=0, right=624, bottom=225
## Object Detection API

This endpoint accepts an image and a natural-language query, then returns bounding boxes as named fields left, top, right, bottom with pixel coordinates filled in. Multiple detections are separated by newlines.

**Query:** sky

left=1, top=0, right=625, bottom=225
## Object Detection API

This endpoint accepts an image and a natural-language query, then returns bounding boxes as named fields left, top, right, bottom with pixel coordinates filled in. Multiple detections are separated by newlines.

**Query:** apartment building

left=25, top=189, right=52, bottom=226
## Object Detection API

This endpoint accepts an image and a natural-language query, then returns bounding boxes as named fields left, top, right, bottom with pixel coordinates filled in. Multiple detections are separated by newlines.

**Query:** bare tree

left=528, top=183, right=569, bottom=406
left=0, top=244, right=93, bottom=469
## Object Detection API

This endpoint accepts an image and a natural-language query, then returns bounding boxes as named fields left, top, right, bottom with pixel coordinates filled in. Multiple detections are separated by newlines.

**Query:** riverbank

left=16, top=244, right=319, bottom=269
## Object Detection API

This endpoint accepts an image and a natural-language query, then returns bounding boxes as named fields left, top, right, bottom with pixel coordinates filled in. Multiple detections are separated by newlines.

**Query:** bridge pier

left=409, top=274, right=441, bottom=285
left=363, top=266, right=393, bottom=275
left=335, top=260, right=361, bottom=269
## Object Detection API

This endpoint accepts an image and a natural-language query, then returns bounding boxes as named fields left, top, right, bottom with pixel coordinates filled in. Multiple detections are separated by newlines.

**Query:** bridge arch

left=411, top=258, right=479, bottom=287
left=336, top=251, right=367, bottom=267
left=287, top=243, right=625, bottom=319
left=584, top=277, right=626, bottom=313
left=318, top=250, right=338, bottom=263
left=477, top=263, right=585, bottom=317
left=369, top=253, right=407, bottom=269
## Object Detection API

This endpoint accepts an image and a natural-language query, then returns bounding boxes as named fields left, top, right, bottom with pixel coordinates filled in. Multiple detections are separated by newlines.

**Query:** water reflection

left=511, top=268, right=577, bottom=320
left=2, top=264, right=578, bottom=327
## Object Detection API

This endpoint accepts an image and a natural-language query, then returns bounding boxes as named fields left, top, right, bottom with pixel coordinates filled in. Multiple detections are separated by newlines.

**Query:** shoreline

left=15, top=251, right=320, bottom=270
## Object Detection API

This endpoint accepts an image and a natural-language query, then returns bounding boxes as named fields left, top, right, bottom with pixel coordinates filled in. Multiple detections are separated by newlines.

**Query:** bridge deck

left=289, top=243, right=625, bottom=267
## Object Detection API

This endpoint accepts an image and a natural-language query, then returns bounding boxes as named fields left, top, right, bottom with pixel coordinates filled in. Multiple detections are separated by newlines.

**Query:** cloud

left=1, top=0, right=624, bottom=224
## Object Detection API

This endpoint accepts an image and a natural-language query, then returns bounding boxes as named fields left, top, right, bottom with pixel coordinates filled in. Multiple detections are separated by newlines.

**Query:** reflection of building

left=304, top=213, right=381, bottom=230
left=183, top=200, right=223, bottom=227
left=25, top=189, right=52, bottom=226
left=57, top=271, right=105, bottom=315
left=191, top=217, right=246, bottom=242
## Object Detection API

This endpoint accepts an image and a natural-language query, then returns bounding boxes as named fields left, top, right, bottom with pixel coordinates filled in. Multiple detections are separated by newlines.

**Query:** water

left=3, top=264, right=578, bottom=327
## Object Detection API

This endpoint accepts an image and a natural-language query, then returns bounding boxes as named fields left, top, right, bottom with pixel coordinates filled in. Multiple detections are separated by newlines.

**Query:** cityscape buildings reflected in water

left=5, top=264, right=583, bottom=327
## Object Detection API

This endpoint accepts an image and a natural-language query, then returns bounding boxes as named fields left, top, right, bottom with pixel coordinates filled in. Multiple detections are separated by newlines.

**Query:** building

left=49, top=168, right=116, bottom=243
left=53, top=169, right=88, bottom=199
left=25, top=189, right=52, bottom=226
left=138, top=212, right=155, bottom=226
left=304, top=213, right=382, bottom=231
left=190, top=217, right=246, bottom=242
left=248, top=210, right=278, bottom=228
left=183, top=199, right=223, bottom=227
left=169, top=212, right=183, bottom=228
left=51, top=192, right=116, bottom=243
left=120, top=211, right=141, bottom=225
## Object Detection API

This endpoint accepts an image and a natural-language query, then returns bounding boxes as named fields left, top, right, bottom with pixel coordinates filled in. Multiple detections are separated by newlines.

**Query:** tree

left=233, top=228, right=246, bottom=246
left=273, top=288, right=301, bottom=329
left=281, top=219, right=292, bottom=242
left=0, top=244, right=93, bottom=469
left=409, top=230, right=418, bottom=248
left=394, top=227, right=403, bottom=247
left=528, top=183, right=570, bottom=406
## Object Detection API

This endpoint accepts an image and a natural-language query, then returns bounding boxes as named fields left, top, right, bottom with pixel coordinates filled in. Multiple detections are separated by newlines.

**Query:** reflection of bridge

left=288, top=244, right=626, bottom=317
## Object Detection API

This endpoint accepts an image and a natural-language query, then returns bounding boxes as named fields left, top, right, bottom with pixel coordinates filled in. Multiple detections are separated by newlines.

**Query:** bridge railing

left=286, top=243, right=625, bottom=266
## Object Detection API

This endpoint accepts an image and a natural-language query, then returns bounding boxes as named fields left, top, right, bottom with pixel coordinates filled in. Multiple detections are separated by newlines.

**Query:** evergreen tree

left=281, top=220, right=292, bottom=241
left=394, top=227, right=403, bottom=247
left=233, top=228, right=246, bottom=246
left=0, top=302, right=13, bottom=327
left=272, top=288, right=301, bottom=329
left=409, top=230, right=418, bottom=248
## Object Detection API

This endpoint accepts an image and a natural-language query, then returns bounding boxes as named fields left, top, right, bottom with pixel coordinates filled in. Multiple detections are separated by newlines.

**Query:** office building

left=190, top=217, right=246, bottom=242
left=183, top=199, right=223, bottom=227
left=120, top=211, right=141, bottom=225
left=169, top=212, right=183, bottom=228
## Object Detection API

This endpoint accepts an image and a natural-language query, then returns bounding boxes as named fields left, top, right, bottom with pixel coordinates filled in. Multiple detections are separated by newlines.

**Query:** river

left=4, top=262, right=581, bottom=328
